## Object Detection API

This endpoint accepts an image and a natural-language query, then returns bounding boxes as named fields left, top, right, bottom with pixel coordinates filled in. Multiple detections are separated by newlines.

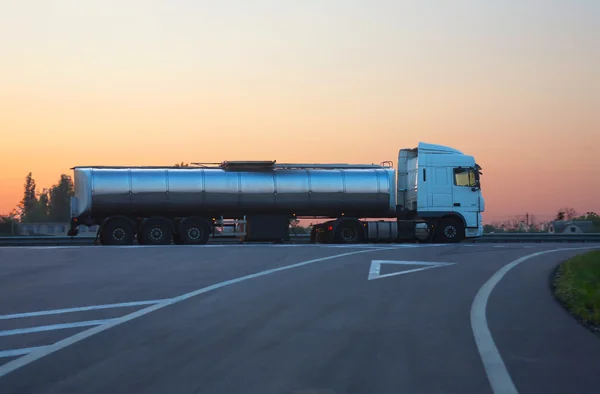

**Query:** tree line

left=0, top=173, right=74, bottom=234
left=1, top=165, right=191, bottom=228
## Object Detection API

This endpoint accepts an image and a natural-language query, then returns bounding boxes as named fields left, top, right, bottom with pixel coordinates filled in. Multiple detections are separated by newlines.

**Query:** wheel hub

left=112, top=228, right=126, bottom=241
left=150, top=227, right=164, bottom=241
left=187, top=227, right=201, bottom=240
left=444, top=225, right=457, bottom=239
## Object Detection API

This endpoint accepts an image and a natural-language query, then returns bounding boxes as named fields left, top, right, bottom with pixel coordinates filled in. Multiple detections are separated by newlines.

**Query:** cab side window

left=453, top=168, right=477, bottom=187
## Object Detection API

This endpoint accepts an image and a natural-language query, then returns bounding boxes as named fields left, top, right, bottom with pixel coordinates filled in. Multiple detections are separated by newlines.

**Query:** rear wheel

left=100, top=217, right=135, bottom=245
left=335, top=222, right=364, bottom=244
left=138, top=217, right=173, bottom=245
left=178, top=217, right=210, bottom=245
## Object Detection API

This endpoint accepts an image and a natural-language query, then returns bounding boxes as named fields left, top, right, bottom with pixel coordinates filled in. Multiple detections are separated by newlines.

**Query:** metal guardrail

left=469, top=233, right=600, bottom=243
left=0, top=233, right=599, bottom=247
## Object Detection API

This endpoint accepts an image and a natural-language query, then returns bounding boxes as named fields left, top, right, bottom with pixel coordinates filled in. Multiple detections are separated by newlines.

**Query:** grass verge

left=552, top=250, right=600, bottom=335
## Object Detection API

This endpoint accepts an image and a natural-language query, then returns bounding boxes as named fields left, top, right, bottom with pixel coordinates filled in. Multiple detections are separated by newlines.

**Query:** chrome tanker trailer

left=67, top=142, right=484, bottom=245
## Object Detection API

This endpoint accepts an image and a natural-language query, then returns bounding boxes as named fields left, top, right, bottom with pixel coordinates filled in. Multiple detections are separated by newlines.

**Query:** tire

left=335, top=222, right=364, bottom=244
left=178, top=217, right=210, bottom=245
left=100, top=217, right=135, bottom=246
left=138, top=217, right=173, bottom=245
left=436, top=218, right=465, bottom=243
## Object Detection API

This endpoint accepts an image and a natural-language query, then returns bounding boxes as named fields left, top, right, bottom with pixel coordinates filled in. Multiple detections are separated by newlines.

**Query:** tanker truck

left=67, top=142, right=484, bottom=245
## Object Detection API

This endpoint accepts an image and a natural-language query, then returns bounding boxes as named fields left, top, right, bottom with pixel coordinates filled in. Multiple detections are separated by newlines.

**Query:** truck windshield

left=453, top=168, right=478, bottom=187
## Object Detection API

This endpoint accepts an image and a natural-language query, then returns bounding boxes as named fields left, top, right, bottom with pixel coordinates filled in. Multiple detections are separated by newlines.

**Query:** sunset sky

left=1, top=0, right=598, bottom=223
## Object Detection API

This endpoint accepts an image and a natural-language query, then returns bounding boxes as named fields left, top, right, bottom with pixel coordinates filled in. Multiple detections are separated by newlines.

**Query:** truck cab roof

left=414, top=142, right=464, bottom=155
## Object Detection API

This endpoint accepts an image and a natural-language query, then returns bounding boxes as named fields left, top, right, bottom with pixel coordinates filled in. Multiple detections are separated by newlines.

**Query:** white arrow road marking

left=368, top=260, right=455, bottom=280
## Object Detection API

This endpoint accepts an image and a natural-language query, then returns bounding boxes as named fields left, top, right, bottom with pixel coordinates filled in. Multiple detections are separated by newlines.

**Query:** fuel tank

left=71, top=166, right=397, bottom=219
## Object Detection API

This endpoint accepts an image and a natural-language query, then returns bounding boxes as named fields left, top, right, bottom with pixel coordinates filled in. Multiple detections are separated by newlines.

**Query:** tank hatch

left=219, top=160, right=277, bottom=169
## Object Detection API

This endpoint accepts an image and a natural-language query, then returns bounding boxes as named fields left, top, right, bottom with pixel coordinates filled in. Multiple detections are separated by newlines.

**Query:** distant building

left=548, top=220, right=594, bottom=234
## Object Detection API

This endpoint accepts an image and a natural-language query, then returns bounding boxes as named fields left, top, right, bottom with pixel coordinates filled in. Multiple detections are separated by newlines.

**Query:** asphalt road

left=0, top=243, right=599, bottom=394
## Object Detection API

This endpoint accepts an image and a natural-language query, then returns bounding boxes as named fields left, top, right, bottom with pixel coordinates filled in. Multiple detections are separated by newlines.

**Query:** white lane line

left=0, top=319, right=117, bottom=337
left=0, top=300, right=167, bottom=320
left=0, top=346, right=49, bottom=358
left=470, top=246, right=600, bottom=394
left=0, top=247, right=391, bottom=378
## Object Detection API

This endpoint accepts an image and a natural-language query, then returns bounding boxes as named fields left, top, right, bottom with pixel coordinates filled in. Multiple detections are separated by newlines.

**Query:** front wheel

left=436, top=218, right=465, bottom=243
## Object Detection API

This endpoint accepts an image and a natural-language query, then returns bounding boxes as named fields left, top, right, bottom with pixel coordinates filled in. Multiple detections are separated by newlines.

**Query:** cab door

left=428, top=166, right=453, bottom=209
left=451, top=167, right=480, bottom=227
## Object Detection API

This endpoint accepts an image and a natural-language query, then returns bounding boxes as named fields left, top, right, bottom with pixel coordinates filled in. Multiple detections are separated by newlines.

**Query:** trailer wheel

left=178, top=217, right=210, bottom=245
left=335, top=222, right=364, bottom=244
left=138, top=217, right=173, bottom=245
left=101, top=218, right=135, bottom=246
left=437, top=218, right=464, bottom=243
